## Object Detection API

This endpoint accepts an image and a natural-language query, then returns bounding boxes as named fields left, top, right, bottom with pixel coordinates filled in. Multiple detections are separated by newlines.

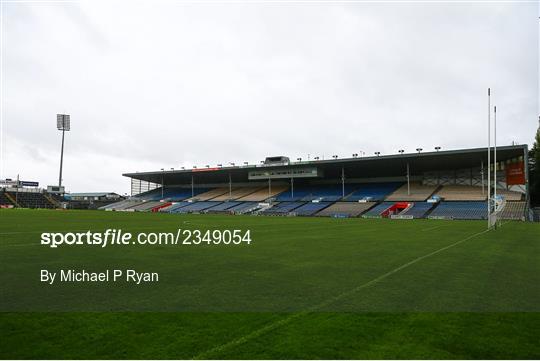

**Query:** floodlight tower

left=57, top=114, right=70, bottom=188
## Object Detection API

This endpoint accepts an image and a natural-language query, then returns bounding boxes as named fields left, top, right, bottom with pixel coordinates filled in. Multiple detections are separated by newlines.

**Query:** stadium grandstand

left=0, top=178, right=123, bottom=210
left=103, top=145, right=532, bottom=221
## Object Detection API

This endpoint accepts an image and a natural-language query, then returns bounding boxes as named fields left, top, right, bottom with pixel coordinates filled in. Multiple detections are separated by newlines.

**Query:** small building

left=66, top=192, right=123, bottom=201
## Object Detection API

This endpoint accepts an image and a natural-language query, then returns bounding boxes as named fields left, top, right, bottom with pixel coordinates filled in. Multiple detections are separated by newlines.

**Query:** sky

left=1, top=0, right=538, bottom=194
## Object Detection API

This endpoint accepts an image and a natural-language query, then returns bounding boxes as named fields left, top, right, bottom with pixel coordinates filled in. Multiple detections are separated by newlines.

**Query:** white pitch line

left=192, top=227, right=491, bottom=360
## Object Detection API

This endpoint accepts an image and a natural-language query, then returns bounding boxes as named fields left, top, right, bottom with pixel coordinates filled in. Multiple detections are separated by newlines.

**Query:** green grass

left=0, top=209, right=539, bottom=359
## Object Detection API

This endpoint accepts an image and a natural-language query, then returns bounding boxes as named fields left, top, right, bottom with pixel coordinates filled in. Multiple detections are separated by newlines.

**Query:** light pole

left=435, top=146, right=441, bottom=152
left=375, top=152, right=381, bottom=156
left=487, top=88, right=491, bottom=228
left=56, top=114, right=70, bottom=188
left=494, top=105, right=497, bottom=213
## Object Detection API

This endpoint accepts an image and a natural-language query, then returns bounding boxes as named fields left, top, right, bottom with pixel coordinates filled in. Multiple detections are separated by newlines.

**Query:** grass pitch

left=0, top=209, right=539, bottom=359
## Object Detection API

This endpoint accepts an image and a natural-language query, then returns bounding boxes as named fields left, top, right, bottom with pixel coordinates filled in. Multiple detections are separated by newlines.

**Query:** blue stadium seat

left=428, top=201, right=487, bottom=220
left=164, top=201, right=191, bottom=213
left=173, top=201, right=222, bottom=213
left=227, top=202, right=260, bottom=214
left=262, top=202, right=306, bottom=215
left=346, top=183, right=403, bottom=201
left=276, top=184, right=357, bottom=202
left=362, top=202, right=395, bottom=217
left=292, top=202, right=333, bottom=216
left=206, top=201, right=242, bottom=212
left=401, top=202, right=434, bottom=218
left=137, top=187, right=210, bottom=201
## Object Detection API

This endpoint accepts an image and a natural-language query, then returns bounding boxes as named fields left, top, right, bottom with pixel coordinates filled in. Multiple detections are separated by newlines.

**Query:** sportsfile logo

left=41, top=229, right=132, bottom=248
left=40, top=229, right=252, bottom=248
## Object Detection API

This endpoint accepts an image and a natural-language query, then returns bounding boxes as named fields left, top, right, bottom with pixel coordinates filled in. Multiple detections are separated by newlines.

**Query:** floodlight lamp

left=416, top=148, right=423, bottom=153
left=56, top=114, right=71, bottom=131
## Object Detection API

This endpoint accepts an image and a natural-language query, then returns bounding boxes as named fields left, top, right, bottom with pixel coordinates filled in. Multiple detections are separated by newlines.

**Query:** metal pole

left=341, top=167, right=345, bottom=198
left=229, top=173, right=232, bottom=199
left=494, top=105, right=497, bottom=209
left=191, top=176, right=194, bottom=198
left=406, top=162, right=410, bottom=195
left=58, top=127, right=65, bottom=187
left=487, top=88, right=491, bottom=228
left=291, top=177, right=294, bottom=199
left=161, top=173, right=164, bottom=199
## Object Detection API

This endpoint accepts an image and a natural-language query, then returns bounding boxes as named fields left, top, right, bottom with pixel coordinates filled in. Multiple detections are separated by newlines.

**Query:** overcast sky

left=1, top=0, right=538, bottom=194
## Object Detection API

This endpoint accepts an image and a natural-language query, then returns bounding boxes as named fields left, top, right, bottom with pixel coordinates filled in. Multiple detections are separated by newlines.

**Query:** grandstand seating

left=173, top=201, right=222, bottom=213
left=362, top=202, right=395, bottom=217
left=187, top=187, right=229, bottom=201
left=237, top=185, right=289, bottom=201
left=316, top=202, right=376, bottom=217
left=275, top=186, right=311, bottom=201
left=302, top=184, right=357, bottom=201
left=262, top=202, right=305, bottom=215
left=129, top=201, right=163, bottom=211
left=163, top=202, right=190, bottom=213
left=276, top=184, right=357, bottom=202
left=152, top=202, right=172, bottom=212
left=400, top=202, right=434, bottom=218
left=428, top=201, right=487, bottom=220
left=138, top=187, right=209, bottom=201
left=227, top=202, right=261, bottom=214
left=499, top=201, right=526, bottom=220
left=497, top=189, right=523, bottom=201
left=385, top=182, right=439, bottom=201
left=435, top=185, right=487, bottom=201
left=211, top=187, right=264, bottom=201
left=4, top=191, right=55, bottom=208
left=291, top=202, right=332, bottom=216
left=205, top=201, right=242, bottom=213
left=381, top=202, right=412, bottom=217
left=0, top=191, right=14, bottom=206
left=101, top=199, right=142, bottom=211
left=346, top=183, right=402, bottom=201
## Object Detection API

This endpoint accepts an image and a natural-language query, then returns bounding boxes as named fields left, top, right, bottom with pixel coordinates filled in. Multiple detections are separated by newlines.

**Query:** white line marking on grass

left=192, top=227, right=492, bottom=360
